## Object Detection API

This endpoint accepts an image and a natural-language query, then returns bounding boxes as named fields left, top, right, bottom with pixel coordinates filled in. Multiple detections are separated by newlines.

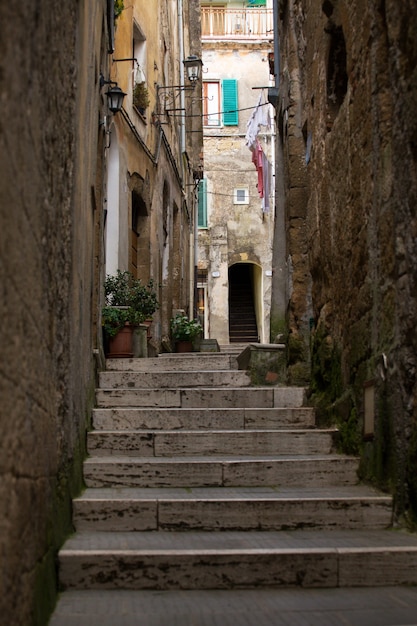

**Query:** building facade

left=197, top=0, right=275, bottom=344
left=0, top=1, right=202, bottom=624
left=105, top=0, right=203, bottom=351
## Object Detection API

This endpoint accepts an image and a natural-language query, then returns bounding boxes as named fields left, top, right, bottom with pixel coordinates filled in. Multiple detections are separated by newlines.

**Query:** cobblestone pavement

left=50, top=586, right=417, bottom=625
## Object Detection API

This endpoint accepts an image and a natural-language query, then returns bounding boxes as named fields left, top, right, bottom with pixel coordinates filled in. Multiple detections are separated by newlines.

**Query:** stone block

left=199, top=339, right=220, bottom=352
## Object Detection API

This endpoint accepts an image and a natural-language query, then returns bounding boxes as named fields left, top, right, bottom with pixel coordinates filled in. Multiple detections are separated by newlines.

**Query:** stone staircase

left=54, top=351, right=417, bottom=608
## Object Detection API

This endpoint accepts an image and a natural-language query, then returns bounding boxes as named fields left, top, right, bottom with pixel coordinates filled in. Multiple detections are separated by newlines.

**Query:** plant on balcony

left=114, top=0, right=124, bottom=19
left=133, top=81, right=150, bottom=114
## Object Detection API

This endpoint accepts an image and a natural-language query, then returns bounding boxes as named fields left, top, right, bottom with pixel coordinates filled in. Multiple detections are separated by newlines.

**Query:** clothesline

left=170, top=102, right=271, bottom=119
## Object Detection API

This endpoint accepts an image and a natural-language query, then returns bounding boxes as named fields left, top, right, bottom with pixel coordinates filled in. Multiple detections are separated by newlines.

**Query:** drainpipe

left=178, top=0, right=186, bottom=154
left=270, top=0, right=287, bottom=339
left=268, top=0, right=280, bottom=106
left=178, top=0, right=194, bottom=317
left=273, top=0, right=280, bottom=89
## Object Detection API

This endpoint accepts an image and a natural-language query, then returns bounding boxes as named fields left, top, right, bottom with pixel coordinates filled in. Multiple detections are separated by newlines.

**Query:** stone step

left=96, top=387, right=307, bottom=409
left=92, top=407, right=316, bottom=431
left=83, top=455, right=359, bottom=488
left=106, top=354, right=237, bottom=372
left=219, top=344, right=249, bottom=355
left=73, top=486, right=393, bottom=532
left=86, top=429, right=337, bottom=457
left=99, top=370, right=251, bottom=389
left=48, top=586, right=417, bottom=626
left=58, top=529, right=417, bottom=590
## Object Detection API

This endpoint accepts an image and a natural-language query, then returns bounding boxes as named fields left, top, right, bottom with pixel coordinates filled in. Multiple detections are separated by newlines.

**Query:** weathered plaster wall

left=279, top=0, right=417, bottom=520
left=0, top=2, right=106, bottom=623
left=199, top=41, right=274, bottom=343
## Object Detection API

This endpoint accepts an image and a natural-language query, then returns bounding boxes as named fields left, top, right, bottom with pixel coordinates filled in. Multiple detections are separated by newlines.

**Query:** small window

left=133, top=23, right=148, bottom=113
left=234, top=188, right=249, bottom=204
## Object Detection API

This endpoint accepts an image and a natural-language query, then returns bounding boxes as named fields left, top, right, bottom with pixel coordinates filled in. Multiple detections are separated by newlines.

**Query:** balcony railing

left=201, top=7, right=273, bottom=40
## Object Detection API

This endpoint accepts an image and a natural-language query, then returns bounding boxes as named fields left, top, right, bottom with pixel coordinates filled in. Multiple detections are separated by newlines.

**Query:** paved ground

left=50, top=586, right=417, bottom=625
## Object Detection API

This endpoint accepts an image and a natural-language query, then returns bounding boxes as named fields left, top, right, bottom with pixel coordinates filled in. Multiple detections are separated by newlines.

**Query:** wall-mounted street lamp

left=157, top=55, right=203, bottom=95
left=100, top=74, right=126, bottom=114
left=183, top=55, right=203, bottom=84
left=156, top=56, right=203, bottom=117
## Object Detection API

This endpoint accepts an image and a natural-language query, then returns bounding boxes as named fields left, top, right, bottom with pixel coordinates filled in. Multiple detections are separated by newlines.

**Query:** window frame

left=233, top=187, right=249, bottom=205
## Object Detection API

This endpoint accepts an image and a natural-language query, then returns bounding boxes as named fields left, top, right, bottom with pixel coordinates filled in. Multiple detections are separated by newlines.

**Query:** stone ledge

left=237, top=343, right=287, bottom=386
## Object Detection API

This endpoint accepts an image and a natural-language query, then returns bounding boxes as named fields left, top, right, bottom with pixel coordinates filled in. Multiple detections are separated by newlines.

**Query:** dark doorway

left=130, top=190, right=149, bottom=280
left=228, top=263, right=258, bottom=343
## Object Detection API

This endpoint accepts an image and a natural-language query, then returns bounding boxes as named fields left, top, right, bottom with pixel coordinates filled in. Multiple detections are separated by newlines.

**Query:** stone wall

left=278, top=0, right=417, bottom=521
left=0, top=2, right=107, bottom=623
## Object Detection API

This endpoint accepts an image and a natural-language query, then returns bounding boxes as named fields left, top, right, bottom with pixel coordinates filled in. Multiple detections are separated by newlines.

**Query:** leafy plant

left=102, top=270, right=159, bottom=337
left=170, top=314, right=203, bottom=342
left=133, top=82, right=150, bottom=111
left=114, top=0, right=124, bottom=19
left=102, top=305, right=129, bottom=338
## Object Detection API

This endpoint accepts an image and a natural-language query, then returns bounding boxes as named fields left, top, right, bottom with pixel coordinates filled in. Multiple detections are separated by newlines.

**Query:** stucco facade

left=106, top=0, right=203, bottom=349
left=198, top=2, right=275, bottom=344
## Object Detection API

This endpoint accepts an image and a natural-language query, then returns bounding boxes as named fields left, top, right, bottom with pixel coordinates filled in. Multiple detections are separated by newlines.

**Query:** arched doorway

left=130, top=189, right=149, bottom=280
left=228, top=263, right=259, bottom=343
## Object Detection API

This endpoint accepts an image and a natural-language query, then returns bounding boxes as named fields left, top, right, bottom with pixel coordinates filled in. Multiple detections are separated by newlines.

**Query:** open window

left=326, top=25, right=347, bottom=129
left=203, top=79, right=238, bottom=127
left=133, top=22, right=148, bottom=114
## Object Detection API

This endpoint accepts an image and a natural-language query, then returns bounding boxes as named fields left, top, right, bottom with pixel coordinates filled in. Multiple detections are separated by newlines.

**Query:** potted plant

left=170, top=313, right=203, bottom=352
left=133, top=81, right=150, bottom=115
left=103, top=270, right=159, bottom=357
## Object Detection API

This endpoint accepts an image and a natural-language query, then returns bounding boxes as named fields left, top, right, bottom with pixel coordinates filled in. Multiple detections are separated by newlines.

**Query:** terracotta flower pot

left=175, top=340, right=193, bottom=353
left=107, top=324, right=134, bottom=357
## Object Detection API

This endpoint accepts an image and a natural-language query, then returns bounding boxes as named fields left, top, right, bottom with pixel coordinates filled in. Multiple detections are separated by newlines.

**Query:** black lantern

left=106, top=85, right=126, bottom=114
left=183, top=55, right=203, bottom=83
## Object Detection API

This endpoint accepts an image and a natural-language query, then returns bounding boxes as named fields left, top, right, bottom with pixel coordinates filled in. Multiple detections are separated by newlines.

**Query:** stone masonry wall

left=0, top=3, right=106, bottom=623
left=279, top=0, right=417, bottom=521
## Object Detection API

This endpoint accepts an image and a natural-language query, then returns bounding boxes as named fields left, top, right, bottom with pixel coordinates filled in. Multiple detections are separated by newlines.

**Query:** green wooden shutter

left=222, top=79, right=238, bottom=126
left=198, top=179, right=207, bottom=227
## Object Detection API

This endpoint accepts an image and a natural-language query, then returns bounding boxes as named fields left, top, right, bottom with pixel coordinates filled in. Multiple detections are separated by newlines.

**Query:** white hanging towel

left=245, top=93, right=270, bottom=150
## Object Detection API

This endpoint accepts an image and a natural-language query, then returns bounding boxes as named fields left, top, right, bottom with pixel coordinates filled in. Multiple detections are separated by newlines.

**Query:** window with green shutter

left=222, top=79, right=238, bottom=126
left=198, top=179, right=207, bottom=228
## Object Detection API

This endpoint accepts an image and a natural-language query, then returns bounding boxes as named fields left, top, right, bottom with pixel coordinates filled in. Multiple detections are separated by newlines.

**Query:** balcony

left=201, top=7, right=273, bottom=40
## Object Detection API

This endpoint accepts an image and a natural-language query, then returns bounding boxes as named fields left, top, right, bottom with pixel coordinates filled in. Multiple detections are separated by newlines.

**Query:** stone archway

left=128, top=172, right=151, bottom=281
left=228, top=262, right=260, bottom=343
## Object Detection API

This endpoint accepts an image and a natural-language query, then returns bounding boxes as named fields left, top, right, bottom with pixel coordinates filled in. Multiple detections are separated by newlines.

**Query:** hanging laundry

left=251, top=140, right=271, bottom=213
left=261, top=150, right=270, bottom=213
left=245, top=93, right=271, bottom=150
left=252, top=140, right=264, bottom=197
left=246, top=92, right=272, bottom=212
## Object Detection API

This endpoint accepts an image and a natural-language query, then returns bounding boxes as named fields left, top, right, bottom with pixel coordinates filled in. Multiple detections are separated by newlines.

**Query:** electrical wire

left=166, top=101, right=271, bottom=118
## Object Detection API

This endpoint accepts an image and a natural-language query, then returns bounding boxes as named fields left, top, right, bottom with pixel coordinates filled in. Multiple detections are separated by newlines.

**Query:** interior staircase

left=51, top=349, right=417, bottom=622
left=228, top=275, right=258, bottom=343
